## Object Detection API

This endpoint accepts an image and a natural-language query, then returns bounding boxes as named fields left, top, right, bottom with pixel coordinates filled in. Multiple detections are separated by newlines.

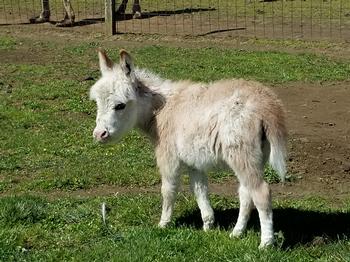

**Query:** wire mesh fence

left=1, top=0, right=350, bottom=41
left=0, top=0, right=105, bottom=30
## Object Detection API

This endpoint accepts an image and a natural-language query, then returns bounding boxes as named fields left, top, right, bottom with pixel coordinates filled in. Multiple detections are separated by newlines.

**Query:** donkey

left=30, top=0, right=75, bottom=26
left=90, top=49, right=287, bottom=248
left=30, top=0, right=141, bottom=26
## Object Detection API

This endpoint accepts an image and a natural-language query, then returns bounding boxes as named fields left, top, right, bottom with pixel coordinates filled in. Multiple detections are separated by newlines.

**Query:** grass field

left=1, top=34, right=350, bottom=260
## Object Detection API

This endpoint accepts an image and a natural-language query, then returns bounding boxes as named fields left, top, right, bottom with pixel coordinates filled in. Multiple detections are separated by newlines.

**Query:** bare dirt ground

left=1, top=28, right=349, bottom=203
left=214, top=81, right=350, bottom=202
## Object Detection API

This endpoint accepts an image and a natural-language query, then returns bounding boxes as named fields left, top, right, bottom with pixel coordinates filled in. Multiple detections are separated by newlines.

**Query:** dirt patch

left=273, top=81, right=350, bottom=200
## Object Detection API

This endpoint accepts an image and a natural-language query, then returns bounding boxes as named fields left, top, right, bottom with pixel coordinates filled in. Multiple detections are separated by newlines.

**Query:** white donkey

left=90, top=49, right=287, bottom=248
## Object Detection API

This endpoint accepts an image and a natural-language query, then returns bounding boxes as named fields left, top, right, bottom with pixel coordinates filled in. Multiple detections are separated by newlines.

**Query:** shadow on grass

left=175, top=207, right=350, bottom=248
left=0, top=8, right=215, bottom=27
left=0, top=19, right=103, bottom=27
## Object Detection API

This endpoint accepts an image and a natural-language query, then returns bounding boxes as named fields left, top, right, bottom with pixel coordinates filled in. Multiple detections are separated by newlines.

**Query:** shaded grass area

left=1, top=36, right=350, bottom=193
left=0, top=194, right=349, bottom=261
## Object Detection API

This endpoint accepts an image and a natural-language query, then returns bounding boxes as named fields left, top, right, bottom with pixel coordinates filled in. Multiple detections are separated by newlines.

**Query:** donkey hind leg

left=230, top=163, right=274, bottom=248
left=57, top=0, right=75, bottom=27
left=189, top=169, right=214, bottom=231
left=230, top=184, right=253, bottom=238
left=252, top=180, right=273, bottom=249
left=158, top=162, right=181, bottom=228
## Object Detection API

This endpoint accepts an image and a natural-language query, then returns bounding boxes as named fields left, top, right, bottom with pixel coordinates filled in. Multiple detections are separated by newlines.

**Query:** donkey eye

left=114, top=103, right=126, bottom=111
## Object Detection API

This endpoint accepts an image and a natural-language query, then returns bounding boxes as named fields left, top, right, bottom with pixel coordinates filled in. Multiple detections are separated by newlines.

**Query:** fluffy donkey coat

left=90, top=49, right=287, bottom=248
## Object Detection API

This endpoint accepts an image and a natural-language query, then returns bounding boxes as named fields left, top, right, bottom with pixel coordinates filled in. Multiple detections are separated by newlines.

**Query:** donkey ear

left=119, top=49, right=134, bottom=77
left=98, top=48, right=114, bottom=75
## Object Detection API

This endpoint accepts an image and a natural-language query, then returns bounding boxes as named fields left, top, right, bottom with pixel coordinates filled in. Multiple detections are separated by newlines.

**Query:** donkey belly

left=176, top=134, right=218, bottom=171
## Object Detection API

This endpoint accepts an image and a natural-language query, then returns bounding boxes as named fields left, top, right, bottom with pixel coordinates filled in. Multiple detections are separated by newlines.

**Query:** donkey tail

left=263, top=110, right=287, bottom=182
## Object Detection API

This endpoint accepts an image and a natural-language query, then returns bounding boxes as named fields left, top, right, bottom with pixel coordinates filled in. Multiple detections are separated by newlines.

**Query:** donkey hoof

left=203, top=217, right=214, bottom=232
left=133, top=11, right=141, bottom=19
left=203, top=223, right=212, bottom=232
left=56, top=19, right=74, bottom=27
left=258, top=238, right=274, bottom=249
left=29, top=16, right=49, bottom=24
left=230, top=228, right=244, bottom=238
left=158, top=220, right=169, bottom=228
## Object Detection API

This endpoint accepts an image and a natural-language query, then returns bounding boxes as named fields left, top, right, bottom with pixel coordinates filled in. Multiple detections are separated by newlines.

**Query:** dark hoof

left=29, top=16, right=50, bottom=24
left=56, top=19, right=74, bottom=27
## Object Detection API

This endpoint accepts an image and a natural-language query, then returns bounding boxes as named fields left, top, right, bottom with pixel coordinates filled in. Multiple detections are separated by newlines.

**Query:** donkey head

left=90, top=49, right=139, bottom=143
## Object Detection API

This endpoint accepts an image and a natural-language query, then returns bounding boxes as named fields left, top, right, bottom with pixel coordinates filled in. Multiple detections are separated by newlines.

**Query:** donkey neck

left=134, top=68, right=185, bottom=142
left=134, top=70, right=167, bottom=141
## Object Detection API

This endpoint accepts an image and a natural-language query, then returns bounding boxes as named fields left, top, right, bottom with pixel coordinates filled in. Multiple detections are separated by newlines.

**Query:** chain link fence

left=1, top=0, right=350, bottom=41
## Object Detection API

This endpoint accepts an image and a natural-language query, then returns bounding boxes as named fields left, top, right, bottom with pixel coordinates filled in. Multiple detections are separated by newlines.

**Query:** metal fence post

left=105, top=0, right=116, bottom=35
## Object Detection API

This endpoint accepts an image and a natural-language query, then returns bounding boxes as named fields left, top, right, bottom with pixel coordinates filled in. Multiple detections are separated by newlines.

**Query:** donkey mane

left=132, top=68, right=195, bottom=140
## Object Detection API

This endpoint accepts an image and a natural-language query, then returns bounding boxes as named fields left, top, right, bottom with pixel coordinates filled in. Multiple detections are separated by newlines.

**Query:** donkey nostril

left=101, top=130, right=109, bottom=139
left=94, top=129, right=109, bottom=141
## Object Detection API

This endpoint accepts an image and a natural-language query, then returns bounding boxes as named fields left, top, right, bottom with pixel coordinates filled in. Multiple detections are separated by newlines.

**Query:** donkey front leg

left=40, top=0, right=50, bottom=20
left=189, top=169, right=214, bottom=231
left=158, top=159, right=181, bottom=228
left=63, top=0, right=75, bottom=21
left=57, top=0, right=75, bottom=27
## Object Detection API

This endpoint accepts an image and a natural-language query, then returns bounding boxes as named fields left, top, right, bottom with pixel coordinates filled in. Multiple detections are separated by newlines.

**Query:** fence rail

left=1, top=1, right=349, bottom=41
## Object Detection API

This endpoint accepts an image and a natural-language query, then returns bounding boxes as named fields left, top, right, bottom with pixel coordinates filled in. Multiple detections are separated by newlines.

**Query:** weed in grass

left=100, top=202, right=123, bottom=241
left=264, top=165, right=281, bottom=184
left=0, top=196, right=47, bottom=226
left=64, top=42, right=99, bottom=56
left=0, top=36, right=16, bottom=50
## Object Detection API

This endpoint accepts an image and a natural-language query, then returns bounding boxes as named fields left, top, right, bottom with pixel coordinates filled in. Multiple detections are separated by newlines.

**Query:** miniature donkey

left=90, top=49, right=287, bottom=248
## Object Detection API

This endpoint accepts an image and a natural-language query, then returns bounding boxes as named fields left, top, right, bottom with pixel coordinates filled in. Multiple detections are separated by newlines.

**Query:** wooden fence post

left=105, top=0, right=116, bottom=35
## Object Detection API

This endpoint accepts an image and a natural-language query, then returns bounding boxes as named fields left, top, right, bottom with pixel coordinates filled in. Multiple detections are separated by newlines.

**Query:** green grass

left=0, top=34, right=350, bottom=260
left=0, top=36, right=16, bottom=50
left=0, top=194, right=349, bottom=261
left=133, top=46, right=350, bottom=83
